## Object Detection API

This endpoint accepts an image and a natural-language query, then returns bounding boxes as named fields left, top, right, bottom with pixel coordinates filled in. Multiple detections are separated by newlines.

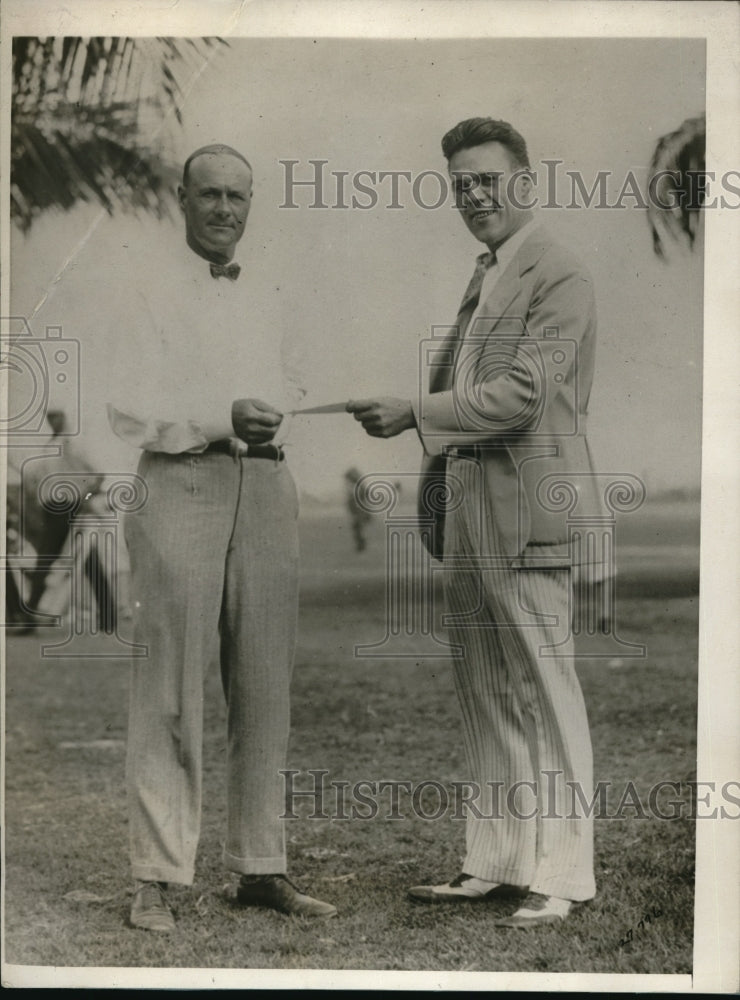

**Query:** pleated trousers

left=443, top=455, right=596, bottom=901
left=123, top=449, right=299, bottom=885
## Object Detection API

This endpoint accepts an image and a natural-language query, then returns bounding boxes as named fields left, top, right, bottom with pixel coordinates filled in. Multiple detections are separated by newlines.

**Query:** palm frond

left=11, top=36, right=228, bottom=231
left=647, top=114, right=706, bottom=258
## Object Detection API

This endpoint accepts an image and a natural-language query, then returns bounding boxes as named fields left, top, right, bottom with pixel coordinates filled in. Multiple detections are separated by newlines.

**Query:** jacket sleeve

left=412, top=253, right=596, bottom=454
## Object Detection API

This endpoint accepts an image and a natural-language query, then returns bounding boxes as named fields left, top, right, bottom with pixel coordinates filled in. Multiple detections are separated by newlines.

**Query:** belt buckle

left=266, top=443, right=283, bottom=465
left=247, top=442, right=284, bottom=464
left=446, top=444, right=479, bottom=459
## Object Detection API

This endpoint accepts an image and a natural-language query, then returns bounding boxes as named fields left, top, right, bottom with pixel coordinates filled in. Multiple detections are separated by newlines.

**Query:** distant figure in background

left=9, top=409, right=115, bottom=632
left=4, top=480, right=38, bottom=628
left=344, top=467, right=372, bottom=551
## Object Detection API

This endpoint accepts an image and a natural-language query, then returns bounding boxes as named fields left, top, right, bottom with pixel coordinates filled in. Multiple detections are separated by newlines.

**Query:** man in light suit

left=348, top=117, right=602, bottom=927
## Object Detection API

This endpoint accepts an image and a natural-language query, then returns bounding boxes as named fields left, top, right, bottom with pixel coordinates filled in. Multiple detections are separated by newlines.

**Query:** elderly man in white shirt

left=108, top=144, right=336, bottom=931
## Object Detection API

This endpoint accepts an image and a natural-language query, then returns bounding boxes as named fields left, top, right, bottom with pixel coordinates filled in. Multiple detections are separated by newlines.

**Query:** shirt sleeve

left=270, top=322, right=308, bottom=447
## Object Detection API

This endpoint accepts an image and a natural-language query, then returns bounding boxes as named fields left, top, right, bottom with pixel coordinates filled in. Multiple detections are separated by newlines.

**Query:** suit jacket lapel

left=466, top=260, right=521, bottom=339
left=463, top=228, right=553, bottom=362
left=430, top=228, right=554, bottom=393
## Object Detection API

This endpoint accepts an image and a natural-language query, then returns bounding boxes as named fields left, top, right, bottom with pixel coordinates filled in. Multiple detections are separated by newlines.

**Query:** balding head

left=182, top=144, right=253, bottom=186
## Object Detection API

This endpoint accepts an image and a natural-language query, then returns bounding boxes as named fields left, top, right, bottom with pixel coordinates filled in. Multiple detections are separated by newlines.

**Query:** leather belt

left=206, top=439, right=284, bottom=461
left=446, top=445, right=481, bottom=459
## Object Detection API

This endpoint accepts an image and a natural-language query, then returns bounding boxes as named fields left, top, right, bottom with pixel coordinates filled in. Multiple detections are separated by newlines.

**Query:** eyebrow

left=450, top=171, right=504, bottom=185
left=198, top=186, right=249, bottom=196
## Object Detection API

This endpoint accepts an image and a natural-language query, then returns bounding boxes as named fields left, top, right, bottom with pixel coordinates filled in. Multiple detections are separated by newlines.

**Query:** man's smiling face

left=178, top=153, right=253, bottom=263
left=449, top=140, right=532, bottom=252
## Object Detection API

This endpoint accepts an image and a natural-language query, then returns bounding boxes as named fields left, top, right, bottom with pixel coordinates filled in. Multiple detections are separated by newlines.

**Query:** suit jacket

left=415, top=225, right=607, bottom=563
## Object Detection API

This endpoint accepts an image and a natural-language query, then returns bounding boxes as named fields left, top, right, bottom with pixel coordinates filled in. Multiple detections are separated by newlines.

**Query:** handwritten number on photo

left=618, top=906, right=663, bottom=947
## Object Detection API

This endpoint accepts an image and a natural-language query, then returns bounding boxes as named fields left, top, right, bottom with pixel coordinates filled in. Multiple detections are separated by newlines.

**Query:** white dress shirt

left=107, top=234, right=304, bottom=454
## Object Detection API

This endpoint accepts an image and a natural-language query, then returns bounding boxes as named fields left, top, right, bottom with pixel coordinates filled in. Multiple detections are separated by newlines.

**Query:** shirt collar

left=180, top=238, right=240, bottom=279
left=478, top=216, right=542, bottom=272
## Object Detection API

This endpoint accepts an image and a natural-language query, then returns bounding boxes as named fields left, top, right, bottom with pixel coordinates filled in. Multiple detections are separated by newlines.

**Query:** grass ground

left=3, top=508, right=698, bottom=976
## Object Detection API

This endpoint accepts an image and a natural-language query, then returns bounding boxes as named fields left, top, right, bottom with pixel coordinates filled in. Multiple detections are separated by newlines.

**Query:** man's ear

left=177, top=185, right=187, bottom=213
left=513, top=171, right=534, bottom=210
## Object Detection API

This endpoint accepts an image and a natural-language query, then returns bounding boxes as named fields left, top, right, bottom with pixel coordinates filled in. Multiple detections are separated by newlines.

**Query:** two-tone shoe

left=495, top=891, right=574, bottom=928
left=408, top=873, right=529, bottom=904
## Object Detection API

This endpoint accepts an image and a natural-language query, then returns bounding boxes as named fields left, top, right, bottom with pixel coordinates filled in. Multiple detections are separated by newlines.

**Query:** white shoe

left=496, top=891, right=574, bottom=927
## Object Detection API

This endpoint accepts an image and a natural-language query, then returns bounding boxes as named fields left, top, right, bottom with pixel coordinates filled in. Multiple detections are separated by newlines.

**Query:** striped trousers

left=124, top=449, right=299, bottom=885
left=443, top=456, right=595, bottom=901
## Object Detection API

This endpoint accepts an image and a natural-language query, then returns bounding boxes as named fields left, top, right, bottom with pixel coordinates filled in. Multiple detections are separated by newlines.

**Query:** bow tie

left=210, top=262, right=241, bottom=281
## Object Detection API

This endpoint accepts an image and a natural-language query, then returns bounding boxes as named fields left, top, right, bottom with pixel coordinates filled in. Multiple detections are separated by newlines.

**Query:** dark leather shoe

left=236, top=874, right=337, bottom=918
left=130, top=881, right=175, bottom=932
left=408, top=872, right=529, bottom=903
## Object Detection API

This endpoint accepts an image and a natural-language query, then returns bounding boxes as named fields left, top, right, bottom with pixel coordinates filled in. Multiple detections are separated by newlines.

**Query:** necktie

left=210, top=262, right=241, bottom=281
left=458, top=250, right=496, bottom=316
left=429, top=251, right=496, bottom=393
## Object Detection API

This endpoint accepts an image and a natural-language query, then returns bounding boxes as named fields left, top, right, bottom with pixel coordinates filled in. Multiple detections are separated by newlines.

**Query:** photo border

left=1, top=1, right=737, bottom=993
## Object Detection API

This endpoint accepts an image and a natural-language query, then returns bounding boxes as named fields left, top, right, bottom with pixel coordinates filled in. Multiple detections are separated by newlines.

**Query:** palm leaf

left=11, top=36, right=228, bottom=231
left=647, top=114, right=706, bottom=258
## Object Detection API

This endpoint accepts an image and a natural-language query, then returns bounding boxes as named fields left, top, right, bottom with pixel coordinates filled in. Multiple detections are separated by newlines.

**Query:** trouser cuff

left=223, top=847, right=286, bottom=875
left=131, top=863, right=194, bottom=886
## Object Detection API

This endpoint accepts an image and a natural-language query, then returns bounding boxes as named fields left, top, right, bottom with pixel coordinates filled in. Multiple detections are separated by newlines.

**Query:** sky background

left=10, top=36, right=705, bottom=501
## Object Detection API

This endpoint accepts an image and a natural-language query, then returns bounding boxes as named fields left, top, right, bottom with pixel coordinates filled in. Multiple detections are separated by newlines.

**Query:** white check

left=290, top=402, right=349, bottom=415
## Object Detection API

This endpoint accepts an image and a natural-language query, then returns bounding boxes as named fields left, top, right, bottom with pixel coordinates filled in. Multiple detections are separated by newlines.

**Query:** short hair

left=182, top=144, right=253, bottom=186
left=441, top=118, right=530, bottom=169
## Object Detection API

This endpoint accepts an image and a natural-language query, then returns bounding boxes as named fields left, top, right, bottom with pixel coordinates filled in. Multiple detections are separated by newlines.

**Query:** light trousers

left=124, top=449, right=299, bottom=885
left=444, top=456, right=596, bottom=901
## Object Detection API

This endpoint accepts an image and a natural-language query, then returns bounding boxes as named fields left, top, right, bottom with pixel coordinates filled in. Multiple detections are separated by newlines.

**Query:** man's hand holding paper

left=231, top=398, right=284, bottom=444
left=346, top=397, right=416, bottom=438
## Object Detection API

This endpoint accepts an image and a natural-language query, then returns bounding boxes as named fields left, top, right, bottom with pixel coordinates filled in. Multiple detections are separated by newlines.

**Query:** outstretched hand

left=346, top=397, right=416, bottom=438
left=231, top=398, right=284, bottom=445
